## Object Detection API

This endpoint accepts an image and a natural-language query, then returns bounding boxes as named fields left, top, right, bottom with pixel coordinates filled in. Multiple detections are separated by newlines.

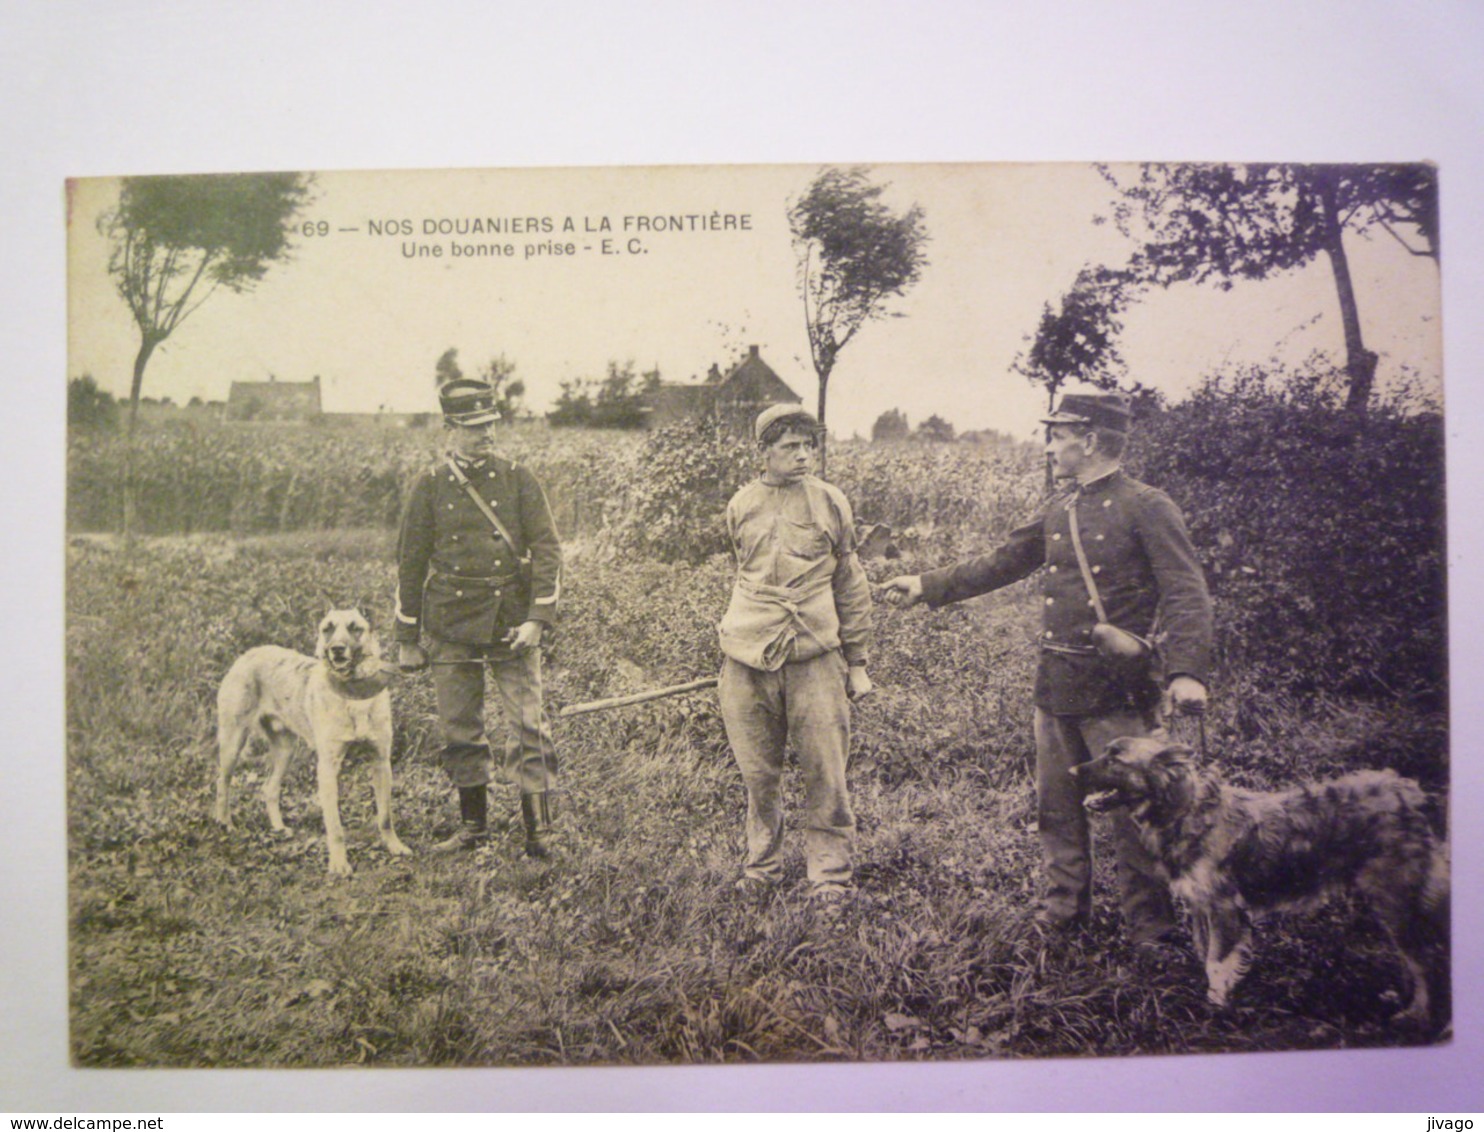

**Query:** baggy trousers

left=1033, top=707, right=1175, bottom=943
left=719, top=650, right=854, bottom=888
left=430, top=639, right=558, bottom=794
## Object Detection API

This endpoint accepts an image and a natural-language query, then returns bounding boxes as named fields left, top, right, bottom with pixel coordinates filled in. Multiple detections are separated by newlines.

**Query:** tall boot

left=432, top=785, right=489, bottom=853
left=520, top=792, right=556, bottom=859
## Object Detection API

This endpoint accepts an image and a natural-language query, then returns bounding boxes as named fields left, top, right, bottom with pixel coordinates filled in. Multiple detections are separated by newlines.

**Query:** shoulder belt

left=444, top=457, right=529, bottom=564
left=1066, top=491, right=1156, bottom=647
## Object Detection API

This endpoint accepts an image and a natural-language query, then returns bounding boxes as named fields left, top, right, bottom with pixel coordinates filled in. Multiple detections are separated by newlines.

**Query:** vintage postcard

left=64, top=162, right=1447, bottom=1068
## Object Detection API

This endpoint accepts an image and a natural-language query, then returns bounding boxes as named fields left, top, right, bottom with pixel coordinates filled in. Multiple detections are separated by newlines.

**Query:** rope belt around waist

left=736, top=574, right=835, bottom=604
left=735, top=573, right=837, bottom=656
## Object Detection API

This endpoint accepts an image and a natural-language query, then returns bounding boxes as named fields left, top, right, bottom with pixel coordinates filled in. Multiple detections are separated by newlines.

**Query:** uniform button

left=1045, top=597, right=1054, bottom=605
left=1103, top=499, right=1112, bottom=508
left=1052, top=533, right=1062, bottom=541
left=455, top=589, right=464, bottom=597
left=1044, top=630, right=1054, bottom=639
left=1088, top=599, right=1096, bottom=606
left=1095, top=535, right=1105, bottom=541
left=447, top=503, right=454, bottom=510
left=448, top=475, right=456, bottom=483
left=451, top=534, right=460, bottom=541
left=1048, top=565, right=1058, bottom=573
left=494, top=590, right=501, bottom=596
left=1092, top=565, right=1102, bottom=574
left=490, top=499, right=498, bottom=508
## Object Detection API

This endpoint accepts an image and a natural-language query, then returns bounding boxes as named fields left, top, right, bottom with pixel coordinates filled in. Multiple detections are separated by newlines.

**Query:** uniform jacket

left=717, top=474, right=873, bottom=672
left=395, top=454, right=562, bottom=646
left=919, top=468, right=1212, bottom=715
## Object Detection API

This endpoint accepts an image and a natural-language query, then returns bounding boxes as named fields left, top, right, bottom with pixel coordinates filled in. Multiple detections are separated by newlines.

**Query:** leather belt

left=1041, top=641, right=1097, bottom=656
left=432, top=569, right=521, bottom=586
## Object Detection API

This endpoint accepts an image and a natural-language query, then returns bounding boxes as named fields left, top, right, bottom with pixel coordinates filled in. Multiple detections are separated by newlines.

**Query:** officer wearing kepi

left=395, top=377, right=563, bottom=858
left=883, top=391, right=1213, bottom=959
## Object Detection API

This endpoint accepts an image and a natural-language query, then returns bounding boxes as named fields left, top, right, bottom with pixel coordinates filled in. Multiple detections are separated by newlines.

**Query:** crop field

left=64, top=419, right=1449, bottom=1066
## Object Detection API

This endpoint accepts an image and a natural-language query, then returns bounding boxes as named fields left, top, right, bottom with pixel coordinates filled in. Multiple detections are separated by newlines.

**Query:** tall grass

left=66, top=532, right=1445, bottom=1065
left=65, top=378, right=1449, bottom=1063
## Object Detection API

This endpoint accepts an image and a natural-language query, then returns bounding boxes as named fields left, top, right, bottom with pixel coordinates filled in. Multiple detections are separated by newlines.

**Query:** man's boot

left=520, top=792, right=556, bottom=859
left=432, top=785, right=489, bottom=853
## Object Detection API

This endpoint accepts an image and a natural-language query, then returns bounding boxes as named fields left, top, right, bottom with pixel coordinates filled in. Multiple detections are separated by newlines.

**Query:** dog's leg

left=1202, top=892, right=1253, bottom=1009
left=1367, top=876, right=1439, bottom=1027
left=370, top=730, right=412, bottom=859
left=1191, top=907, right=1211, bottom=968
left=261, top=721, right=296, bottom=834
left=316, top=741, right=353, bottom=877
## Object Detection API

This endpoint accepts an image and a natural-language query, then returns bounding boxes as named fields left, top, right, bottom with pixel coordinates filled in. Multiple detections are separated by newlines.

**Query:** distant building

left=645, top=345, right=804, bottom=432
left=224, top=375, right=323, bottom=422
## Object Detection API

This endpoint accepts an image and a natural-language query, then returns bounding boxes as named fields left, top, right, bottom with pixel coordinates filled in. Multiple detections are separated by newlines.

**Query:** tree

left=434, top=347, right=464, bottom=388
left=478, top=354, right=527, bottom=419
left=914, top=413, right=955, bottom=443
left=871, top=407, right=909, bottom=441
left=1012, top=265, right=1133, bottom=412
left=102, top=173, right=313, bottom=436
left=67, top=374, right=118, bottom=431
left=1100, top=162, right=1438, bottom=413
left=788, top=167, right=929, bottom=470
left=546, top=360, right=659, bottom=429
left=101, top=172, right=312, bottom=532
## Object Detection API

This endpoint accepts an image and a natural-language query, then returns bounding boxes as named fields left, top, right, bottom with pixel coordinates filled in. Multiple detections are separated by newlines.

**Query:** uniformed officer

left=883, top=392, right=1213, bottom=956
left=395, top=378, right=563, bottom=858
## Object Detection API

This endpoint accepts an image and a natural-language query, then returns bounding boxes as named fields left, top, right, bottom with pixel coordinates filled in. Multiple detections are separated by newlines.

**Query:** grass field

left=65, top=509, right=1448, bottom=1066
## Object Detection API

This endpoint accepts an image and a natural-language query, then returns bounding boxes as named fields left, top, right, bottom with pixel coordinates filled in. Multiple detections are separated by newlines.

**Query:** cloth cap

left=754, top=402, right=818, bottom=442
left=439, top=379, right=501, bottom=426
left=1041, top=392, right=1132, bottom=434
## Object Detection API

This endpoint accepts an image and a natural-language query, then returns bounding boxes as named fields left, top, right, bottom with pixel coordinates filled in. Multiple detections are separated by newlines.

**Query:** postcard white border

left=5, top=0, right=1482, bottom=1112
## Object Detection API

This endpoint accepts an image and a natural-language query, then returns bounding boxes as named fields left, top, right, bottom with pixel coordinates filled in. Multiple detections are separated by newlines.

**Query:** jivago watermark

left=1426, top=1119, right=1475, bottom=1130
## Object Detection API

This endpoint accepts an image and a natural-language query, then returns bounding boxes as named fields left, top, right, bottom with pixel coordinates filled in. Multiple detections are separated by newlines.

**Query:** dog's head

left=315, top=608, right=380, bottom=677
left=1072, top=736, right=1200, bottom=816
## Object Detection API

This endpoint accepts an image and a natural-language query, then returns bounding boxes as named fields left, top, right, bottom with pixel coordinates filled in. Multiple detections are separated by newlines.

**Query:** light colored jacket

left=718, top=474, right=873, bottom=671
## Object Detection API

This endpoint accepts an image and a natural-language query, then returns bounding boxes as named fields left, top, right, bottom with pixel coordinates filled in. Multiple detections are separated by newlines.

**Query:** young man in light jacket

left=718, top=404, right=874, bottom=901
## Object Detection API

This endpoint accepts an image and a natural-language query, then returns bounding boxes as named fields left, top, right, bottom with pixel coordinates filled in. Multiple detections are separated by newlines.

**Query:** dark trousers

left=1033, top=707, right=1175, bottom=942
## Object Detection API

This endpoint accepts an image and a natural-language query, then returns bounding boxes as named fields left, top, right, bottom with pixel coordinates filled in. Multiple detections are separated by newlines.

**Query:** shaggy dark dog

left=1072, top=736, right=1449, bottom=1028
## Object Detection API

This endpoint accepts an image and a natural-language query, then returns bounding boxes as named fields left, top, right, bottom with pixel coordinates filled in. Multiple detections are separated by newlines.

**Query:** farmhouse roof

left=224, top=375, right=323, bottom=420
left=714, top=345, right=800, bottom=403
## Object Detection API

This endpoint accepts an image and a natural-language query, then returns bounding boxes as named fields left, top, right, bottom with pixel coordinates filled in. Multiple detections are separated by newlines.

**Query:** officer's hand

left=880, top=575, right=925, bottom=608
left=398, top=642, right=429, bottom=673
left=509, top=620, right=544, bottom=654
left=1167, top=675, right=1208, bottom=715
left=847, top=666, right=874, bottom=702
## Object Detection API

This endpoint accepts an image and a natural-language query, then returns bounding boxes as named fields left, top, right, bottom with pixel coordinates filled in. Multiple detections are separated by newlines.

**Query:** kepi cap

left=754, top=402, right=818, bottom=442
left=1041, top=391, right=1132, bottom=434
left=440, top=379, right=501, bottom=426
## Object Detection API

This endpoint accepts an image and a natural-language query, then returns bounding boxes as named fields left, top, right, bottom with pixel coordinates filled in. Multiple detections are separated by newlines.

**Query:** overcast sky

left=68, top=162, right=1440, bottom=442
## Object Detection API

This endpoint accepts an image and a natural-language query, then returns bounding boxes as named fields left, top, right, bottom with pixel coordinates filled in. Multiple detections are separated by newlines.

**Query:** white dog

left=214, top=609, right=411, bottom=876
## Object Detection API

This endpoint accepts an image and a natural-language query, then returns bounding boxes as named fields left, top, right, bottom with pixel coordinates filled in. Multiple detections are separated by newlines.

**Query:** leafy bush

left=1128, top=362, right=1445, bottom=704
left=606, top=416, right=757, bottom=564
left=547, top=361, right=659, bottom=429
left=605, top=422, right=1048, bottom=566
left=68, top=374, right=119, bottom=432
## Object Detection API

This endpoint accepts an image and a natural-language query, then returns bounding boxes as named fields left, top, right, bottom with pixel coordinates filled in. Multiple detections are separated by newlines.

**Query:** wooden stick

left=557, top=677, right=719, bottom=718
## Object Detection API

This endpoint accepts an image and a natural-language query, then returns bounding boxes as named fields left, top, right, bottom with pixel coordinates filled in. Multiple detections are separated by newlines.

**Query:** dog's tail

left=1420, top=839, right=1452, bottom=1032
left=1422, top=839, right=1450, bottom=935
